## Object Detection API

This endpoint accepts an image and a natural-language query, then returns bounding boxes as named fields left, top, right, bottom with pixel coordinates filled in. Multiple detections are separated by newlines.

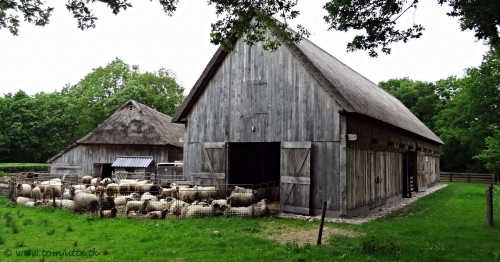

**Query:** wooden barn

left=172, top=37, right=443, bottom=217
left=48, top=100, right=184, bottom=178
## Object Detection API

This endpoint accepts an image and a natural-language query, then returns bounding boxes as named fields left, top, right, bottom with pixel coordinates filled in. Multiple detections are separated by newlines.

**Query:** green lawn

left=0, top=183, right=498, bottom=261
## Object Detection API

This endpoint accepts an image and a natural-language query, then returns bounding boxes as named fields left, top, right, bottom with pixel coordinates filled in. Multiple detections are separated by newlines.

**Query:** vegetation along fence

left=5, top=173, right=280, bottom=220
left=440, top=172, right=496, bottom=184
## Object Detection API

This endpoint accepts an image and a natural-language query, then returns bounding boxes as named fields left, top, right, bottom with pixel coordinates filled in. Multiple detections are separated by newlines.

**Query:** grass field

left=0, top=183, right=499, bottom=261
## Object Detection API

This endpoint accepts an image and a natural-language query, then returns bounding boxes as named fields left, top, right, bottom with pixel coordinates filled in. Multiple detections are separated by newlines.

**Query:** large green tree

left=1, top=1, right=498, bottom=56
left=0, top=58, right=184, bottom=163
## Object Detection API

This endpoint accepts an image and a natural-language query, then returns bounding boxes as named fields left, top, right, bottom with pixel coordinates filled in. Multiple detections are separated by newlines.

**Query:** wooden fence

left=440, top=172, right=496, bottom=184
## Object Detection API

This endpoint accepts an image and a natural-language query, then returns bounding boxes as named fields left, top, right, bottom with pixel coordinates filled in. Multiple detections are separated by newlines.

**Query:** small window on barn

left=129, top=105, right=133, bottom=110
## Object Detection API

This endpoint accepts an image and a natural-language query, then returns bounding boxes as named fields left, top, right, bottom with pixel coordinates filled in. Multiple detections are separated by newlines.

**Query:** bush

left=0, top=163, right=49, bottom=173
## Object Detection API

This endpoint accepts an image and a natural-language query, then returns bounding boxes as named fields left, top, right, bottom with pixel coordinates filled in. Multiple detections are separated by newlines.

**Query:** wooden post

left=486, top=185, right=493, bottom=227
left=450, top=173, right=452, bottom=182
left=468, top=173, right=471, bottom=183
left=317, top=201, right=327, bottom=245
left=52, top=188, right=56, bottom=208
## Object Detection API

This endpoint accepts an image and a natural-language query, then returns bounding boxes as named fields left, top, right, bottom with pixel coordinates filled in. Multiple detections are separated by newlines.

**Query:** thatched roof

left=48, top=100, right=184, bottom=163
left=172, top=37, right=443, bottom=144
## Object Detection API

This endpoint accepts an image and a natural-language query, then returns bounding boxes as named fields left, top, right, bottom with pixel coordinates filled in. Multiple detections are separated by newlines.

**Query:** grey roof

left=48, top=100, right=185, bottom=163
left=172, top=37, right=443, bottom=144
left=77, top=100, right=185, bottom=146
left=112, top=156, right=154, bottom=168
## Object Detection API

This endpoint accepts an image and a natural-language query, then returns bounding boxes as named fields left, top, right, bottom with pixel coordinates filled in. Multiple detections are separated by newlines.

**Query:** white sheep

left=82, top=175, right=93, bottom=185
left=125, top=199, right=150, bottom=217
left=145, top=209, right=169, bottom=219
left=178, top=186, right=198, bottom=202
left=231, top=186, right=254, bottom=194
left=90, top=177, right=101, bottom=187
left=186, top=203, right=222, bottom=218
left=140, top=193, right=158, bottom=202
left=24, top=201, right=42, bottom=207
left=74, top=192, right=98, bottom=212
left=227, top=192, right=256, bottom=207
left=31, top=186, right=41, bottom=201
left=169, top=199, right=189, bottom=216
left=16, top=183, right=32, bottom=197
left=197, top=186, right=217, bottom=200
left=135, top=183, right=154, bottom=193
left=145, top=200, right=171, bottom=213
left=54, top=199, right=76, bottom=210
left=16, top=196, right=31, bottom=205
left=224, top=199, right=268, bottom=217
left=161, top=187, right=177, bottom=198
left=101, top=178, right=112, bottom=186
left=106, top=183, right=120, bottom=195
left=210, top=199, right=228, bottom=207
left=114, top=193, right=140, bottom=206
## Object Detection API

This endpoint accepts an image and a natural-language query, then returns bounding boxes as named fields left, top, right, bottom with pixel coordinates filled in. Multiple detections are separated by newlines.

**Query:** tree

left=435, top=51, right=500, bottom=172
left=1, top=1, right=498, bottom=56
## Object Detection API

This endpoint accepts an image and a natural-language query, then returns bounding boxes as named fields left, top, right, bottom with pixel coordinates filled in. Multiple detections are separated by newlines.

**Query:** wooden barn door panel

left=192, top=142, right=226, bottom=187
left=280, top=142, right=311, bottom=215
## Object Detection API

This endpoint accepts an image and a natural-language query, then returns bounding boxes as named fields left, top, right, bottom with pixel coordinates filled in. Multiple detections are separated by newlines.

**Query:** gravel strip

left=278, top=183, right=447, bottom=224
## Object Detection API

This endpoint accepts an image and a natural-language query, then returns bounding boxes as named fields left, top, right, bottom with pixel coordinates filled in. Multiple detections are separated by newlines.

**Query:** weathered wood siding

left=50, top=144, right=182, bottom=177
left=183, top=39, right=342, bottom=212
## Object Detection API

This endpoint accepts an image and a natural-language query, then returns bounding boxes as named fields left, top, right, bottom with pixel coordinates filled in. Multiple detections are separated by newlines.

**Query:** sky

left=0, top=1, right=490, bottom=96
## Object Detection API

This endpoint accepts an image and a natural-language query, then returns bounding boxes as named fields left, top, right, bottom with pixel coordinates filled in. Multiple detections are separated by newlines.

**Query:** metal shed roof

left=111, top=156, right=154, bottom=168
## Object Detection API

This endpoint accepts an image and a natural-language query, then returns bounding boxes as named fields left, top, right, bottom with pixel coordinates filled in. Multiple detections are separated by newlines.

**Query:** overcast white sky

left=0, top=0, right=490, bottom=96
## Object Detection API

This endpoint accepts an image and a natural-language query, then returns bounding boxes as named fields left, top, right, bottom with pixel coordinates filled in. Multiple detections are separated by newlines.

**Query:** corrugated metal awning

left=111, top=157, right=154, bottom=168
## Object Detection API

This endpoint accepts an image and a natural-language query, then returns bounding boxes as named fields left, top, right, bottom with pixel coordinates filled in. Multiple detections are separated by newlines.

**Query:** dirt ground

left=267, top=226, right=362, bottom=246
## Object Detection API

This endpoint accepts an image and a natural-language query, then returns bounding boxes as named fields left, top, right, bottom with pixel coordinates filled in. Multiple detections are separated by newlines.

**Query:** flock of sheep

left=14, top=176, right=270, bottom=219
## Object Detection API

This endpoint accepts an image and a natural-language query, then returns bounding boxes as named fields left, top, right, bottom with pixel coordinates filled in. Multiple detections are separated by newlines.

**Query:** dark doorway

left=403, top=151, right=417, bottom=197
left=228, top=143, right=280, bottom=185
left=102, top=164, right=113, bottom=178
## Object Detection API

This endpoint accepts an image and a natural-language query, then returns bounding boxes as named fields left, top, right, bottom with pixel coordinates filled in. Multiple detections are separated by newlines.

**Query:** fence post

left=450, top=173, right=452, bottom=182
left=317, top=201, right=327, bottom=245
left=468, top=173, right=471, bottom=183
left=486, top=185, right=493, bottom=227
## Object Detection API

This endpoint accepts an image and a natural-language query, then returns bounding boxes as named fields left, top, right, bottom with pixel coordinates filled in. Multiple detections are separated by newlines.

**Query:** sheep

left=161, top=187, right=178, bottom=198
left=210, top=199, right=228, bottom=207
left=125, top=199, right=150, bottom=217
left=106, top=183, right=120, bottom=195
left=197, top=186, right=218, bottom=200
left=24, top=201, right=42, bottom=207
left=186, top=203, right=222, bottom=218
left=101, top=208, right=117, bottom=218
left=90, top=177, right=101, bottom=187
left=54, top=200, right=76, bottom=210
left=223, top=199, right=268, bottom=217
left=16, top=196, right=31, bottom=205
left=31, top=185, right=41, bottom=201
left=227, top=191, right=257, bottom=207
left=82, top=175, right=93, bottom=185
left=231, top=186, right=254, bottom=194
left=178, top=186, right=198, bottom=202
left=73, top=184, right=87, bottom=190
left=42, top=185, right=62, bottom=200
left=16, top=183, right=32, bottom=197
left=169, top=199, right=188, bottom=216
left=145, top=209, right=169, bottom=220
left=101, top=178, right=112, bottom=186
left=114, top=193, right=140, bottom=206
left=145, top=200, right=171, bottom=213
left=62, top=187, right=76, bottom=200
left=74, top=192, right=99, bottom=212
left=135, top=183, right=154, bottom=194
left=94, top=185, right=106, bottom=194
left=140, top=193, right=158, bottom=202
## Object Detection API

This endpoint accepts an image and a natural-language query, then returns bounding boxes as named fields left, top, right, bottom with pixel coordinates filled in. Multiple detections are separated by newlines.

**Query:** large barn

left=172, top=37, right=443, bottom=217
left=48, top=100, right=184, bottom=178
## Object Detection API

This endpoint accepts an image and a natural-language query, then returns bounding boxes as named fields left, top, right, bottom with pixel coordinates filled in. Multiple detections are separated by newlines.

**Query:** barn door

left=192, top=142, right=226, bottom=187
left=280, top=142, right=311, bottom=215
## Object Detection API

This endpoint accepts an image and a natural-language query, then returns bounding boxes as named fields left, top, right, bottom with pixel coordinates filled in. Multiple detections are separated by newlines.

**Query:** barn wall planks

left=346, top=148, right=403, bottom=211
left=50, top=144, right=182, bottom=177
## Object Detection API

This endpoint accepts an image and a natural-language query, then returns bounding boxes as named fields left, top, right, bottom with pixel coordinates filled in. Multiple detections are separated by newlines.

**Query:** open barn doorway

left=228, top=143, right=280, bottom=186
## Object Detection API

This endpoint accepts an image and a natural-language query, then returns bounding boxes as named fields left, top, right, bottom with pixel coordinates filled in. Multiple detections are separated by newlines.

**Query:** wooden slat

left=203, top=142, right=226, bottom=149
left=282, top=205, right=310, bottom=214
left=191, top=173, right=226, bottom=179
left=281, top=176, right=310, bottom=185
left=282, top=141, right=311, bottom=149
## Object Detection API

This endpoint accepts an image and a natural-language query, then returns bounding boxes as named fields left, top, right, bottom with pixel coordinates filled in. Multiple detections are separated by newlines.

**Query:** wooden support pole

left=486, top=185, right=493, bottom=227
left=52, top=188, right=56, bottom=208
left=317, top=201, right=327, bottom=245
